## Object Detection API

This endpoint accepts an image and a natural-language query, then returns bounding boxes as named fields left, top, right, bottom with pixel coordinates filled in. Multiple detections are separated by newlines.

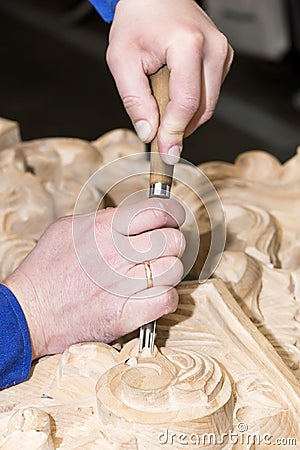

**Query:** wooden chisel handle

left=149, top=66, right=174, bottom=192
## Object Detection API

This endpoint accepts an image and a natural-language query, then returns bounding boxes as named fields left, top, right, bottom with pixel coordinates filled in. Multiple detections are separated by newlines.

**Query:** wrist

left=4, top=270, right=46, bottom=360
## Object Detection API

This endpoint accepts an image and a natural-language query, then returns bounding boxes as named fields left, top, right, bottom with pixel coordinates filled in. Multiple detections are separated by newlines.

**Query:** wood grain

left=149, top=66, right=174, bottom=187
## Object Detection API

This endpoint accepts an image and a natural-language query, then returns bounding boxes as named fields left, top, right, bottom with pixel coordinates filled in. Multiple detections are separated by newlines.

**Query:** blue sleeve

left=0, top=284, right=32, bottom=390
left=89, top=0, right=119, bottom=23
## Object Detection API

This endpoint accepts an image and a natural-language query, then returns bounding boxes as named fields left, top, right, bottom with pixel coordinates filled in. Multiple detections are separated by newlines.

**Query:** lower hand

left=5, top=198, right=185, bottom=359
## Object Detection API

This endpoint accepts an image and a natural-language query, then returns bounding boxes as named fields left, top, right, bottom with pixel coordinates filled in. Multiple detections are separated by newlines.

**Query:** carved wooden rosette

left=1, top=282, right=299, bottom=448
left=159, top=281, right=300, bottom=445
left=96, top=340, right=233, bottom=449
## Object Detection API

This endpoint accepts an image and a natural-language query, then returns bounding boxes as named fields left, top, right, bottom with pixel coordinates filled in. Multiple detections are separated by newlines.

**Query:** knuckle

left=107, top=246, right=121, bottom=266
left=48, top=216, right=71, bottom=234
left=171, top=229, right=186, bottom=255
left=96, top=209, right=113, bottom=231
left=163, top=257, right=184, bottom=285
left=178, top=96, right=199, bottom=114
left=163, top=288, right=179, bottom=314
left=122, top=95, right=143, bottom=112
left=175, top=258, right=184, bottom=281
left=44, top=216, right=72, bottom=253
left=201, top=106, right=215, bottom=124
left=163, top=120, right=185, bottom=136
left=176, top=230, right=186, bottom=256
left=163, top=98, right=199, bottom=134
left=214, top=32, right=230, bottom=59
left=184, top=31, right=205, bottom=51
left=151, top=201, right=169, bottom=227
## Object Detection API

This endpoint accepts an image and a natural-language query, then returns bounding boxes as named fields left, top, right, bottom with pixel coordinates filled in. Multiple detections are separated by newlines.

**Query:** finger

left=106, top=46, right=159, bottom=143
left=117, top=286, right=179, bottom=336
left=185, top=36, right=234, bottom=137
left=129, top=228, right=186, bottom=262
left=112, top=198, right=186, bottom=235
left=112, top=228, right=186, bottom=264
left=127, top=256, right=184, bottom=288
left=157, top=36, right=202, bottom=164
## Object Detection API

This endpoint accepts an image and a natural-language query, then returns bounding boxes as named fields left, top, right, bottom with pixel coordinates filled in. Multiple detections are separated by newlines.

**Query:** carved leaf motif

left=235, top=374, right=300, bottom=442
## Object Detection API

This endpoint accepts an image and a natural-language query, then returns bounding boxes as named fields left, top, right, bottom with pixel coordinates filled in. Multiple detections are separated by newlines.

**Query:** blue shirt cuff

left=89, top=0, right=119, bottom=23
left=0, top=284, right=32, bottom=389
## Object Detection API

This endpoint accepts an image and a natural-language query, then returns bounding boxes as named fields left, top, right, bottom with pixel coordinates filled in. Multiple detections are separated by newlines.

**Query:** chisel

left=139, top=66, right=174, bottom=353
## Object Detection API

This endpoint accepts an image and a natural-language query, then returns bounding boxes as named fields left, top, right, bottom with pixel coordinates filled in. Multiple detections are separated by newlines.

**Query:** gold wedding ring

left=144, top=261, right=153, bottom=289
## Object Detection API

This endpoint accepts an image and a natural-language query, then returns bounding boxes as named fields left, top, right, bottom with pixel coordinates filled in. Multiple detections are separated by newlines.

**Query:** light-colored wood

left=149, top=66, right=174, bottom=187
left=1, top=118, right=300, bottom=448
left=92, top=128, right=145, bottom=163
left=96, top=337, right=233, bottom=448
left=0, top=122, right=147, bottom=281
left=16, top=137, right=103, bottom=217
left=0, top=148, right=55, bottom=241
left=1, top=281, right=299, bottom=449
left=0, top=118, right=20, bottom=151
left=200, top=149, right=300, bottom=272
left=0, top=234, right=36, bottom=281
left=223, top=203, right=280, bottom=267
left=161, top=280, right=300, bottom=439
left=216, top=251, right=300, bottom=380
left=199, top=149, right=300, bottom=382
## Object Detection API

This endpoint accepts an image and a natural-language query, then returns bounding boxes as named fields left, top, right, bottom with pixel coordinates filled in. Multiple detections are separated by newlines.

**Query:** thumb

left=106, top=47, right=159, bottom=143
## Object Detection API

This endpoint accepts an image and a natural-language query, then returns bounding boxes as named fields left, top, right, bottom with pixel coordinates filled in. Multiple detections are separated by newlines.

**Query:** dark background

left=0, top=0, right=299, bottom=165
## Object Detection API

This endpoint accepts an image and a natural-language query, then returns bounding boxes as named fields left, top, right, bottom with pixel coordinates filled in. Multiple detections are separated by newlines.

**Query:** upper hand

left=107, top=0, right=234, bottom=163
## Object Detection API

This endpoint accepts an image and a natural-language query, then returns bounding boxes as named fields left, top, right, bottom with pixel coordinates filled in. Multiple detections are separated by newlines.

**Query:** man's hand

left=107, top=0, right=233, bottom=164
left=4, top=198, right=185, bottom=360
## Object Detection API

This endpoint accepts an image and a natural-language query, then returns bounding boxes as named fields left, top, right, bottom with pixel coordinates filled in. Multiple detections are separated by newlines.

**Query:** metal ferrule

left=149, top=182, right=171, bottom=199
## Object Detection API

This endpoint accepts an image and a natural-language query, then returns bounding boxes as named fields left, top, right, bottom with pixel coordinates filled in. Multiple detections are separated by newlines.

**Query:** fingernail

left=134, top=120, right=152, bottom=142
left=161, top=146, right=182, bottom=165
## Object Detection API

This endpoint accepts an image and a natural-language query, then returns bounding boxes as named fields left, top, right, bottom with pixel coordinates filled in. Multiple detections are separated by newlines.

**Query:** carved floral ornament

left=0, top=118, right=300, bottom=448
